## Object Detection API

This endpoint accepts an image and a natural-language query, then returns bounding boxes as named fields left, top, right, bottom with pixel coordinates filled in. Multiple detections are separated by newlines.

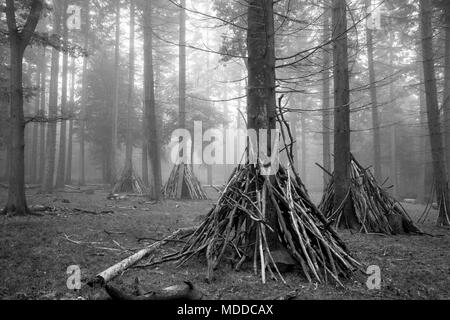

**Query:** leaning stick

left=88, top=226, right=197, bottom=287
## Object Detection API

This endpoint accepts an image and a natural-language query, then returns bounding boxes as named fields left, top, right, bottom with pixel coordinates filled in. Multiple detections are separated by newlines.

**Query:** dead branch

left=88, top=227, right=197, bottom=287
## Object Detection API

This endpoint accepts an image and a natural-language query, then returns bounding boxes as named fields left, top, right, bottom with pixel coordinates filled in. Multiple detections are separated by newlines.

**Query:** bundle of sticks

left=319, top=155, right=422, bottom=235
left=156, top=163, right=362, bottom=286
left=112, top=168, right=148, bottom=195
left=163, top=163, right=208, bottom=200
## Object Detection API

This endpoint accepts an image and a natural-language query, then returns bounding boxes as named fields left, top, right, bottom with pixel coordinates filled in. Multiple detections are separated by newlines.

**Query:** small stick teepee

left=112, top=168, right=148, bottom=195
left=163, top=163, right=207, bottom=200
left=319, top=155, right=422, bottom=235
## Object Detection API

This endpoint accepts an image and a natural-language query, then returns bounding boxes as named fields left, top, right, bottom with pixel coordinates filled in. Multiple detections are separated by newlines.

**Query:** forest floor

left=0, top=185, right=449, bottom=300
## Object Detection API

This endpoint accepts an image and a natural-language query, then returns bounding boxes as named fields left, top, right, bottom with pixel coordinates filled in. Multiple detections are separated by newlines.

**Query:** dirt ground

left=0, top=186, right=449, bottom=300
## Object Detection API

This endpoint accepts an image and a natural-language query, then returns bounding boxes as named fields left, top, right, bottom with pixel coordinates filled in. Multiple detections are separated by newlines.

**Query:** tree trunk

left=179, top=0, right=186, bottom=132
left=79, top=0, right=89, bottom=186
left=247, top=0, right=278, bottom=246
left=366, top=27, right=382, bottom=181
left=144, top=0, right=162, bottom=201
left=31, top=68, right=40, bottom=183
left=332, top=0, right=357, bottom=229
left=443, top=9, right=450, bottom=178
left=56, top=0, right=69, bottom=189
left=322, top=6, right=332, bottom=191
left=301, top=113, right=307, bottom=184
left=125, top=0, right=135, bottom=173
left=417, top=53, right=432, bottom=203
left=5, top=43, right=28, bottom=215
left=42, top=1, right=62, bottom=193
left=388, top=32, right=399, bottom=198
left=142, top=145, right=149, bottom=186
left=111, top=0, right=121, bottom=184
left=38, top=48, right=47, bottom=184
left=419, top=0, right=450, bottom=226
left=66, top=56, right=75, bottom=184
left=4, top=0, right=43, bottom=215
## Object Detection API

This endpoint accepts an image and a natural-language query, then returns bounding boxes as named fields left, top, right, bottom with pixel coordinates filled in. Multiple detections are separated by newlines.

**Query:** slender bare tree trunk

left=38, top=48, right=47, bottom=184
left=301, top=113, right=307, bottom=184
left=79, top=1, right=89, bottom=186
left=142, top=130, right=149, bottom=186
left=179, top=0, right=186, bottom=132
left=332, top=0, right=357, bottom=228
left=387, top=32, right=399, bottom=198
left=366, top=27, right=382, bottom=181
left=322, top=4, right=332, bottom=190
left=66, top=56, right=75, bottom=184
left=420, top=0, right=450, bottom=226
left=144, top=0, right=162, bottom=200
left=110, top=0, right=121, bottom=184
left=125, top=0, right=135, bottom=173
left=31, top=68, right=40, bottom=183
left=56, top=0, right=69, bottom=189
left=417, top=51, right=432, bottom=203
left=42, top=2, right=62, bottom=193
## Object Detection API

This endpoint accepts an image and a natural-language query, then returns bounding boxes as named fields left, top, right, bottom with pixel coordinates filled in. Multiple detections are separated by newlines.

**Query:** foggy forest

left=0, top=0, right=449, bottom=303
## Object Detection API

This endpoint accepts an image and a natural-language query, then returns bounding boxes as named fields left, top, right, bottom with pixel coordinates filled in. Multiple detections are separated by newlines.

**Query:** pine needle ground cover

left=0, top=188, right=448, bottom=300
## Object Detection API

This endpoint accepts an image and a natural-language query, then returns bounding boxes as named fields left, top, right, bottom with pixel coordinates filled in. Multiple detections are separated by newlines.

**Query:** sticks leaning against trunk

left=151, top=164, right=362, bottom=286
left=319, top=155, right=422, bottom=235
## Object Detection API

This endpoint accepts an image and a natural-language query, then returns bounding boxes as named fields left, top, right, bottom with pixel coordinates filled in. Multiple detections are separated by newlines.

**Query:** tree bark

left=301, top=113, right=307, bottom=184
left=56, top=0, right=69, bottom=189
left=179, top=0, right=186, bottom=131
left=322, top=4, right=332, bottom=191
left=419, top=0, right=450, bottom=226
left=4, top=0, right=43, bottom=215
left=125, top=0, right=135, bottom=173
left=388, top=32, right=399, bottom=198
left=31, top=68, right=40, bottom=183
left=110, top=0, right=121, bottom=184
left=366, top=27, right=382, bottom=181
left=66, top=56, right=75, bottom=184
left=443, top=9, right=450, bottom=179
left=332, top=0, right=357, bottom=229
left=144, top=0, right=162, bottom=200
left=247, top=0, right=278, bottom=246
left=42, top=1, right=62, bottom=193
left=79, top=0, right=89, bottom=186
left=38, top=48, right=47, bottom=184
left=417, top=52, right=432, bottom=203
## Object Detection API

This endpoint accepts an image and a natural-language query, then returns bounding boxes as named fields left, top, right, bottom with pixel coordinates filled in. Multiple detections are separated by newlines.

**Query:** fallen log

left=104, top=281, right=204, bottom=300
left=88, top=226, right=197, bottom=287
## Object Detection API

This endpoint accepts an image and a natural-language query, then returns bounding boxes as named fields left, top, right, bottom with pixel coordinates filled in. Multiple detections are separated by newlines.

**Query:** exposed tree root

left=1, top=204, right=43, bottom=217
